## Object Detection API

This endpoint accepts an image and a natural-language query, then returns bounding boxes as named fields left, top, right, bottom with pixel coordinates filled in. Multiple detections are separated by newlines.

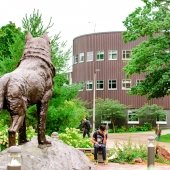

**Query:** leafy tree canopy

left=96, top=98, right=126, bottom=128
left=0, top=10, right=86, bottom=134
left=135, top=103, right=166, bottom=125
left=123, top=0, right=170, bottom=99
left=0, top=22, right=24, bottom=75
left=22, top=9, right=71, bottom=73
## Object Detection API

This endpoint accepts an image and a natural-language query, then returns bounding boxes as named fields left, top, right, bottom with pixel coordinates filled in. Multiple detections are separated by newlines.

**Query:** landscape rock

left=156, top=145, right=170, bottom=161
left=0, top=137, right=96, bottom=170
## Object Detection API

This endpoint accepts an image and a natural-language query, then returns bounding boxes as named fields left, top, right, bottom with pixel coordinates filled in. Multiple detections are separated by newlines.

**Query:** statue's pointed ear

left=26, top=32, right=32, bottom=41
left=42, top=33, right=50, bottom=41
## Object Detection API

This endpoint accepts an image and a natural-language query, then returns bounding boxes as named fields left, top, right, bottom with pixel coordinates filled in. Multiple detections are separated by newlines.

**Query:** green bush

left=26, top=126, right=37, bottom=140
left=0, top=125, right=8, bottom=151
left=108, top=140, right=147, bottom=164
left=58, top=128, right=92, bottom=148
left=0, top=125, right=36, bottom=151
left=115, top=127, right=126, bottom=133
left=128, top=126, right=137, bottom=132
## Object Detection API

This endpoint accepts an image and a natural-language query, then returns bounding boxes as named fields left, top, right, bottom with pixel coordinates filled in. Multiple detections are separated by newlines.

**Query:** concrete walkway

left=94, top=129, right=170, bottom=170
left=96, top=163, right=170, bottom=170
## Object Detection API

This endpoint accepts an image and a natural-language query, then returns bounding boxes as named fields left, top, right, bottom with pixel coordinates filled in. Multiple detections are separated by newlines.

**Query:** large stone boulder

left=0, top=137, right=96, bottom=170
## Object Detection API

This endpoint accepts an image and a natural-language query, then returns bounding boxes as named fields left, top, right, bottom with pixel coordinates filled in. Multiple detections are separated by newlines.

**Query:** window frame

left=122, top=79, right=131, bottom=90
left=156, top=111, right=167, bottom=125
left=108, top=79, right=117, bottom=90
left=127, top=110, right=139, bottom=124
left=87, top=51, right=93, bottom=62
left=74, top=55, right=78, bottom=64
left=86, top=80, right=93, bottom=91
left=79, top=52, right=84, bottom=63
left=108, top=50, right=118, bottom=60
left=122, top=50, right=131, bottom=60
left=136, top=79, right=143, bottom=85
left=96, top=51, right=104, bottom=61
left=96, top=80, right=104, bottom=90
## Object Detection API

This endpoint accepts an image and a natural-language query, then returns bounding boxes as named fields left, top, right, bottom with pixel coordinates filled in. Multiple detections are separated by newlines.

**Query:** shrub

left=0, top=125, right=36, bottom=151
left=115, top=127, right=126, bottom=133
left=58, top=128, right=92, bottom=148
left=108, top=140, right=147, bottom=164
left=0, top=125, right=8, bottom=151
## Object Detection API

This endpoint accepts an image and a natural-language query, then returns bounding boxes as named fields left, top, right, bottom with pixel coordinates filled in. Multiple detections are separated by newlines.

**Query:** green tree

left=136, top=104, right=166, bottom=126
left=0, top=22, right=24, bottom=75
left=47, top=98, right=88, bottom=134
left=96, top=98, right=126, bottom=131
left=0, top=10, right=86, bottom=136
left=22, top=9, right=71, bottom=72
left=123, top=0, right=170, bottom=99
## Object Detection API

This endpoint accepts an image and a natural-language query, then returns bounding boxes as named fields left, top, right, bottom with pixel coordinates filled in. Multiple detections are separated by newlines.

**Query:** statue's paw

left=38, top=140, right=52, bottom=149
left=18, top=139, right=29, bottom=145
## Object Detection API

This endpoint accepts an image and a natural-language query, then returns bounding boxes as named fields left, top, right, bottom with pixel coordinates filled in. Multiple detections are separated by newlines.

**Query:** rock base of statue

left=0, top=136, right=96, bottom=170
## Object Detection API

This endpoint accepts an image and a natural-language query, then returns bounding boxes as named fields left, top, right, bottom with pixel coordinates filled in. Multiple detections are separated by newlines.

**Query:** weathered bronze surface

left=0, top=33, right=55, bottom=147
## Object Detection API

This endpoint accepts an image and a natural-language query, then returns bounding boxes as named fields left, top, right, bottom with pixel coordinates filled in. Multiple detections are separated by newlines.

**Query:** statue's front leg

left=37, top=102, right=51, bottom=148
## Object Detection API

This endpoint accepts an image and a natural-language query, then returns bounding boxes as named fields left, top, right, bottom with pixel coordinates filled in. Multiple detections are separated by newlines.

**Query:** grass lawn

left=159, top=134, right=170, bottom=143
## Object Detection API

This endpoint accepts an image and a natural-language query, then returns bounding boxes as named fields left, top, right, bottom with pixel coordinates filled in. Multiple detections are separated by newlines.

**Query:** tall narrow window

left=122, top=50, right=131, bottom=60
left=108, top=50, right=118, bottom=60
left=96, top=51, right=104, bottom=61
left=86, top=81, right=93, bottom=90
left=79, top=53, right=84, bottom=63
left=87, top=51, right=93, bottom=62
left=96, top=80, right=104, bottom=90
left=108, top=80, right=117, bottom=90
left=74, top=55, right=78, bottom=64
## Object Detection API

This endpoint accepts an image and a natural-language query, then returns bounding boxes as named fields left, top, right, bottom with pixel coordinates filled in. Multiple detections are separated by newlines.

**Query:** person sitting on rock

left=91, top=125, right=108, bottom=165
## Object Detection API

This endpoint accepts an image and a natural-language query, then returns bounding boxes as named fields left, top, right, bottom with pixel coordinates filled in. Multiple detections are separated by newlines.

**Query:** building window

left=87, top=51, right=93, bottom=62
left=108, top=80, right=117, bottom=90
left=136, top=79, right=143, bottom=85
left=122, top=80, right=131, bottom=90
left=128, top=110, right=139, bottom=124
left=86, top=81, right=93, bottom=90
left=79, top=53, right=84, bottom=63
left=96, top=51, right=104, bottom=61
left=74, top=55, right=78, bottom=64
left=108, top=50, right=118, bottom=60
left=156, top=111, right=167, bottom=125
left=96, top=80, right=104, bottom=90
left=122, top=50, right=131, bottom=60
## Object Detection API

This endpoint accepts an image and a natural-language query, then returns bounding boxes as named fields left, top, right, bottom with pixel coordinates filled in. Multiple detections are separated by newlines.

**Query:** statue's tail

left=0, top=75, right=9, bottom=110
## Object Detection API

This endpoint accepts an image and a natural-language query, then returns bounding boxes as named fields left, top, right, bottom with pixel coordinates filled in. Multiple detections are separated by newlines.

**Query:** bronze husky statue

left=0, top=33, right=55, bottom=147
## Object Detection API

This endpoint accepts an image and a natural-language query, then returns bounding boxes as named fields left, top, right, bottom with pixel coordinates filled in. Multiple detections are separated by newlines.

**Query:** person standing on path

left=91, top=125, right=108, bottom=164
left=155, top=124, right=161, bottom=141
left=82, top=118, right=91, bottom=138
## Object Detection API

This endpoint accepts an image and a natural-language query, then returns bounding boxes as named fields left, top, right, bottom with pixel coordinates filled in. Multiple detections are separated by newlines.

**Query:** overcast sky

left=1, top=0, right=144, bottom=49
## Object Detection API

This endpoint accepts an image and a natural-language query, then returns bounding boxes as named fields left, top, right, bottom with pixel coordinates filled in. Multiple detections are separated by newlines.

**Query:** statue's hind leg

left=37, top=103, right=51, bottom=148
left=8, top=114, right=25, bottom=146
left=37, top=90, right=52, bottom=148
left=18, top=118, right=28, bottom=145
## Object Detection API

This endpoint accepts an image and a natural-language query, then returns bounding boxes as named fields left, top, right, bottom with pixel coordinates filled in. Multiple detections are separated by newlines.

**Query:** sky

left=0, top=0, right=144, bottom=49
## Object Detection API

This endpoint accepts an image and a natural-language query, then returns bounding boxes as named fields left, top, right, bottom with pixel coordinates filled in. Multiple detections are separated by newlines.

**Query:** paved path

left=96, top=163, right=170, bottom=170
left=107, top=129, right=170, bottom=152
left=93, top=129, right=170, bottom=170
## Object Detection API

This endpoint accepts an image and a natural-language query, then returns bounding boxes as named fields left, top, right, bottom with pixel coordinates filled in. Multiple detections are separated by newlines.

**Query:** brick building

left=72, top=31, right=170, bottom=128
